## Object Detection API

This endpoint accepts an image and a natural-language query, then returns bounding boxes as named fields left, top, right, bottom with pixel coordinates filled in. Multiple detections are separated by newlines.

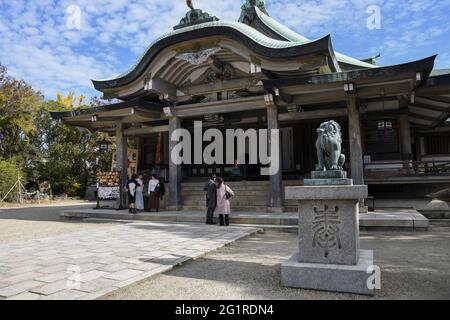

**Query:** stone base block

left=311, top=170, right=347, bottom=179
left=304, top=178, right=353, bottom=186
left=281, top=250, right=375, bottom=296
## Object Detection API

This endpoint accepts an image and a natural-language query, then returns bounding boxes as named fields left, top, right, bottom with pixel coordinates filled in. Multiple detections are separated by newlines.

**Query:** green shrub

left=62, top=176, right=82, bottom=197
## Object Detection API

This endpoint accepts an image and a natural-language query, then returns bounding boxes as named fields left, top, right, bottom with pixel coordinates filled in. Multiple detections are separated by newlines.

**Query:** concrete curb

left=61, top=209, right=429, bottom=231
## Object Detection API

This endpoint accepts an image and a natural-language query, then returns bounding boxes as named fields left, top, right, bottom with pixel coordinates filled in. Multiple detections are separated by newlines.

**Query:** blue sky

left=1, top=0, right=450, bottom=100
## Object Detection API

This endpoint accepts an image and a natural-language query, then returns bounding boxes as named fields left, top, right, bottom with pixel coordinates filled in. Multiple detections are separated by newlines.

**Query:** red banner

left=155, top=132, right=162, bottom=165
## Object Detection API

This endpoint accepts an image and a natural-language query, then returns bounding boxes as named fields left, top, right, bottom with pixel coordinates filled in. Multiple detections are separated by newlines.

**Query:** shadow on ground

left=0, top=204, right=99, bottom=222
left=103, top=228, right=450, bottom=300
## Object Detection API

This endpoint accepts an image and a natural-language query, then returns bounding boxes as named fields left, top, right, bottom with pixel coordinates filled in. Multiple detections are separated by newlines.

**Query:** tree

left=25, top=94, right=113, bottom=196
left=0, top=63, right=113, bottom=198
left=56, top=92, right=86, bottom=110
left=0, top=64, right=43, bottom=162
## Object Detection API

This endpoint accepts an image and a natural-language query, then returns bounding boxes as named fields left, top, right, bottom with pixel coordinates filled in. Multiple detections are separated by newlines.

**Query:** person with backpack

left=157, top=178, right=166, bottom=203
left=214, top=177, right=234, bottom=226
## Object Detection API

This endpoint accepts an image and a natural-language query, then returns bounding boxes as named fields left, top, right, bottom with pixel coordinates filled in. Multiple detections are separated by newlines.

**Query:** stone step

left=183, top=195, right=270, bottom=200
left=420, top=211, right=450, bottom=220
left=182, top=190, right=270, bottom=196
left=429, top=219, right=450, bottom=227
left=182, top=181, right=270, bottom=187
left=182, top=205, right=271, bottom=213
left=183, top=200, right=270, bottom=206
left=182, top=181, right=302, bottom=186
left=183, top=195, right=269, bottom=201
left=284, top=201, right=301, bottom=205
left=182, top=186, right=269, bottom=192
left=183, top=199, right=269, bottom=204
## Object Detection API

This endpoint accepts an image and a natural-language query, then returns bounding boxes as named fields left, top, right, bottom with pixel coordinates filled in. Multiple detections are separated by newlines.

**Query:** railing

left=364, top=160, right=450, bottom=178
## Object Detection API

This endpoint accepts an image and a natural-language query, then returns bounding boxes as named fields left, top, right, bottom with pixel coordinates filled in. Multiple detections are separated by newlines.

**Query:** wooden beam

left=409, top=117, right=433, bottom=127
left=124, top=125, right=169, bottom=136
left=279, top=78, right=416, bottom=105
left=179, top=77, right=263, bottom=96
left=279, top=109, right=348, bottom=122
left=115, top=123, right=128, bottom=209
left=273, top=88, right=293, bottom=105
left=347, top=94, right=364, bottom=185
left=415, top=97, right=450, bottom=108
left=399, top=113, right=413, bottom=160
left=417, top=85, right=450, bottom=95
left=419, top=95, right=450, bottom=104
left=145, top=78, right=176, bottom=100
left=267, top=104, right=283, bottom=212
left=168, top=116, right=182, bottom=211
left=174, top=96, right=266, bottom=118
left=134, top=108, right=161, bottom=117
left=91, top=121, right=123, bottom=128
left=412, top=102, right=449, bottom=113
left=409, top=111, right=443, bottom=122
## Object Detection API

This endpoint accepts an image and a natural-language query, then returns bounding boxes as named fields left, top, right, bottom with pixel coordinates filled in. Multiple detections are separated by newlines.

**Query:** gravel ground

left=104, top=227, right=450, bottom=300
left=0, top=202, right=117, bottom=244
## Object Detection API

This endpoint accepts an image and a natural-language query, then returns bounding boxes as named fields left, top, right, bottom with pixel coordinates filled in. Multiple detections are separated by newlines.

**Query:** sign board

left=97, top=187, right=120, bottom=200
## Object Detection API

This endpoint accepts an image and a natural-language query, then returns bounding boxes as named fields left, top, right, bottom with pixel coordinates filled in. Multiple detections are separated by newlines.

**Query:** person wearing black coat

left=127, top=174, right=140, bottom=214
left=204, top=175, right=217, bottom=225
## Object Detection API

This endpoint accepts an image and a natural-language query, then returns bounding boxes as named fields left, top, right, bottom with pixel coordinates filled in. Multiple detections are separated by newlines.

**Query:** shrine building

left=52, top=0, right=450, bottom=212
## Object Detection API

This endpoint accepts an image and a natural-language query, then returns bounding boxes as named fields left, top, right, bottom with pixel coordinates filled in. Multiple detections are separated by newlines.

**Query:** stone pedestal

left=282, top=183, right=375, bottom=296
left=282, top=250, right=374, bottom=296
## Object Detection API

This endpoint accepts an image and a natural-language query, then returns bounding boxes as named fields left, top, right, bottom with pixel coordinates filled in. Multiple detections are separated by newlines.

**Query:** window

left=426, top=136, right=450, bottom=155
left=365, top=120, right=399, bottom=157
left=377, top=119, right=393, bottom=130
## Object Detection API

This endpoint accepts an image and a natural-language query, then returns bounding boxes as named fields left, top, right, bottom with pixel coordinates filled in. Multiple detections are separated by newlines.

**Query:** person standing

left=127, top=174, right=140, bottom=214
left=215, top=177, right=234, bottom=226
left=204, top=174, right=217, bottom=225
left=147, top=174, right=160, bottom=212
left=135, top=174, right=145, bottom=212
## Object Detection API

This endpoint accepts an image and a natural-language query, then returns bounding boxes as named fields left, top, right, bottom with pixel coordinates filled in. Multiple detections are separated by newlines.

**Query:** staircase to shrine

left=181, top=181, right=300, bottom=212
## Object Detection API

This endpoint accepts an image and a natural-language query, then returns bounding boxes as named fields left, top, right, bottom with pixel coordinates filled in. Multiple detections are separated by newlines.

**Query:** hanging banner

left=112, top=149, right=139, bottom=176
left=155, top=132, right=162, bottom=165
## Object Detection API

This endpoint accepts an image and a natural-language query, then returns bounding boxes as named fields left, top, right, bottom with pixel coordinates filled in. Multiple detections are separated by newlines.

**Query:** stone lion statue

left=315, top=120, right=346, bottom=171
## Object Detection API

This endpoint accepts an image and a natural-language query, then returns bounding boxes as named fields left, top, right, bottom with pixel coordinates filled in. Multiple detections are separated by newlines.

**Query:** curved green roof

left=94, top=20, right=318, bottom=82
left=253, top=6, right=377, bottom=69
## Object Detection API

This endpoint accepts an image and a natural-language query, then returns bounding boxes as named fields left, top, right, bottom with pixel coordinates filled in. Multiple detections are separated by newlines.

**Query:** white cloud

left=0, top=0, right=449, bottom=100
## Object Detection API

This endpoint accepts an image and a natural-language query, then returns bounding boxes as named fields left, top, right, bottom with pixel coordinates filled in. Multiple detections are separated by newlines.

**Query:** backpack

left=158, top=182, right=166, bottom=197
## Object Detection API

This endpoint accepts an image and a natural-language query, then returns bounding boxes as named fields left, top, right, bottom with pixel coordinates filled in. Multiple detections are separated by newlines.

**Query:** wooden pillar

left=347, top=94, right=364, bottom=185
left=168, top=116, right=182, bottom=211
left=267, top=103, right=283, bottom=212
left=136, top=136, right=142, bottom=172
left=399, top=113, right=413, bottom=161
left=116, top=123, right=128, bottom=209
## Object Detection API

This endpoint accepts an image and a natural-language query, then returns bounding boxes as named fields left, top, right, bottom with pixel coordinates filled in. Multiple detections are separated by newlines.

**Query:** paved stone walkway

left=0, top=222, right=260, bottom=300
